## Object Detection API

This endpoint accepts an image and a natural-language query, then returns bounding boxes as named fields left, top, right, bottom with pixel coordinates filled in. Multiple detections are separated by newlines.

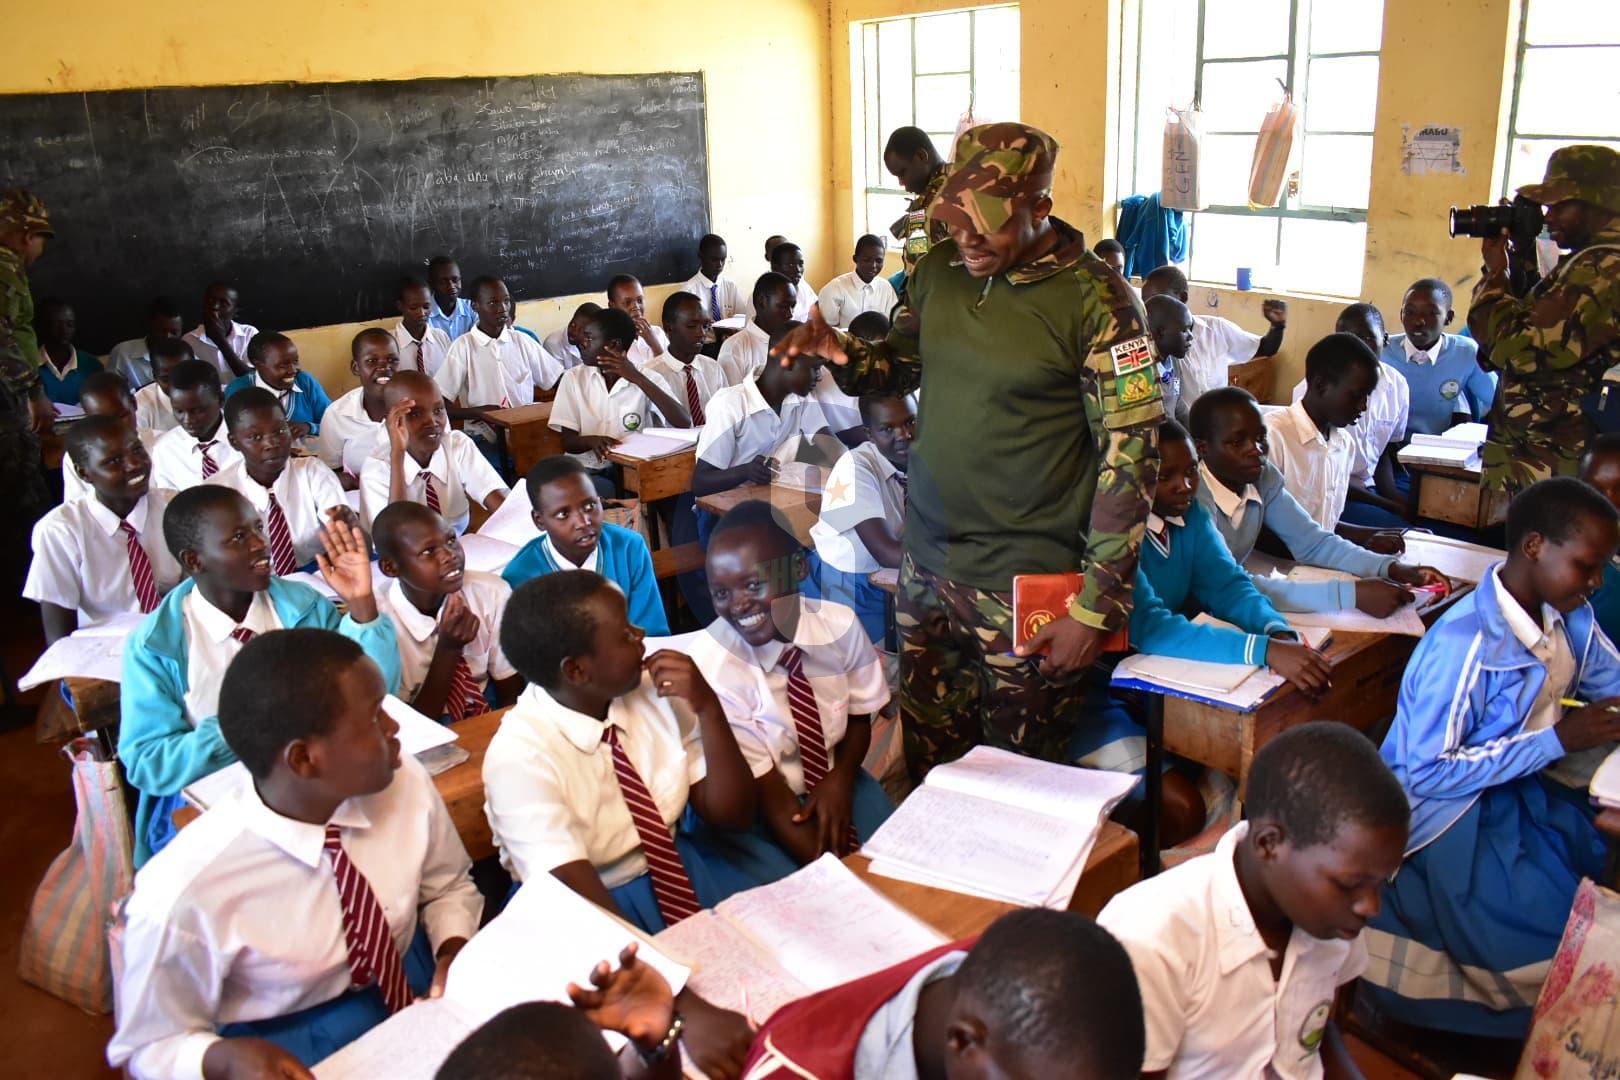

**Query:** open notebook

left=1591, top=746, right=1620, bottom=810
left=1110, top=615, right=1332, bottom=710
left=860, top=746, right=1137, bottom=907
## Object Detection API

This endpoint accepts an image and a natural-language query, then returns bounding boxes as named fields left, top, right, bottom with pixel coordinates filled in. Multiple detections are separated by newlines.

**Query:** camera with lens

left=1449, top=194, right=1545, bottom=243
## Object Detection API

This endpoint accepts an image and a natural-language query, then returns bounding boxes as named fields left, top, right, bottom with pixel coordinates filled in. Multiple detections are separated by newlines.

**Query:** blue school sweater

left=501, top=523, right=669, bottom=636
left=1592, top=561, right=1620, bottom=647
left=1382, top=567, right=1620, bottom=853
left=224, top=371, right=334, bottom=434
left=119, top=576, right=402, bottom=867
left=40, top=348, right=103, bottom=404
left=1196, top=461, right=1393, bottom=612
left=1381, top=333, right=1497, bottom=436
left=1130, top=501, right=1293, bottom=666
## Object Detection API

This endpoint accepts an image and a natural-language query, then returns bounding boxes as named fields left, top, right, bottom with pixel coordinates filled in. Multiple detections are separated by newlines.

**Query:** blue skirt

left=1362, top=775, right=1606, bottom=1038
left=1068, top=666, right=1160, bottom=776
left=804, top=550, right=891, bottom=646
left=218, top=927, right=436, bottom=1065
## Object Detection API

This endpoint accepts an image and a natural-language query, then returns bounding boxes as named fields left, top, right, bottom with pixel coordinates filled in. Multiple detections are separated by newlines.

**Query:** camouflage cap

left=929, top=123, right=1059, bottom=236
left=0, top=189, right=52, bottom=236
left=1519, top=145, right=1620, bottom=215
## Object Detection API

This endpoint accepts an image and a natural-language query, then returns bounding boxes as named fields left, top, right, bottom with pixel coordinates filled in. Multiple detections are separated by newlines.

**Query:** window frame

left=1499, top=2, right=1620, bottom=197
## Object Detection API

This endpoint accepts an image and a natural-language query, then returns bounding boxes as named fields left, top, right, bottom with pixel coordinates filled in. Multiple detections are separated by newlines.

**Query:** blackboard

left=0, top=74, right=711, bottom=352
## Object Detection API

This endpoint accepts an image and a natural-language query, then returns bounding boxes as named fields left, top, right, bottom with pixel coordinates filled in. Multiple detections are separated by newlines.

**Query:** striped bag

left=17, top=736, right=135, bottom=1014
left=1248, top=90, right=1300, bottom=210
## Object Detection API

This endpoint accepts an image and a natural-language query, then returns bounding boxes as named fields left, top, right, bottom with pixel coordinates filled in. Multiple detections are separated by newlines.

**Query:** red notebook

left=1012, top=573, right=1130, bottom=654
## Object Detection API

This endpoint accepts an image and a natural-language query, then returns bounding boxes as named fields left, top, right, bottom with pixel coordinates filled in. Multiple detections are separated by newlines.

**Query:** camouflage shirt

left=1470, top=220, right=1620, bottom=492
left=828, top=217, right=1163, bottom=629
left=888, top=167, right=950, bottom=280
left=0, top=245, right=46, bottom=509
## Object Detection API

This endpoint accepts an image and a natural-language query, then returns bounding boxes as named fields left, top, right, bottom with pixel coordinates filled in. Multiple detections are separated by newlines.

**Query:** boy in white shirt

left=314, top=328, right=398, bottom=486
left=817, top=235, right=899, bottom=330
left=25, top=416, right=181, bottom=643
left=770, top=242, right=818, bottom=323
left=107, top=297, right=185, bottom=389
left=392, top=276, right=453, bottom=378
left=606, top=274, right=672, bottom=367
left=149, top=360, right=244, bottom=491
left=435, top=275, right=562, bottom=416
left=681, top=233, right=749, bottom=321
left=374, top=501, right=522, bottom=721
left=360, top=372, right=509, bottom=534
left=716, top=272, right=797, bottom=386
left=541, top=302, right=599, bottom=372
left=1098, top=722, right=1408, bottom=1080
left=183, top=281, right=258, bottom=378
left=1264, top=333, right=1379, bottom=533
left=108, top=627, right=480, bottom=1077
left=134, top=338, right=191, bottom=436
left=687, top=502, right=892, bottom=881
left=1141, top=266, right=1286, bottom=410
left=212, top=388, right=357, bottom=573
left=643, top=291, right=725, bottom=426
left=807, top=392, right=912, bottom=643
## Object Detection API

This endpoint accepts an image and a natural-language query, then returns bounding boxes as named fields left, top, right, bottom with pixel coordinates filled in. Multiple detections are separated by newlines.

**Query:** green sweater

left=831, top=219, right=1162, bottom=627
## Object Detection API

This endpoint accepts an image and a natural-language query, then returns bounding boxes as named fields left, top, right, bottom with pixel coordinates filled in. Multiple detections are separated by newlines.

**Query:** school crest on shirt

left=1439, top=378, right=1462, bottom=400
left=622, top=411, right=643, bottom=432
left=1297, top=1001, right=1332, bottom=1059
left=1110, top=334, right=1156, bottom=376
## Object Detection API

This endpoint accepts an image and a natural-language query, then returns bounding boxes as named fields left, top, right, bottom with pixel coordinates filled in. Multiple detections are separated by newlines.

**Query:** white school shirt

left=241, top=370, right=311, bottom=421
left=207, top=456, right=349, bottom=567
left=135, top=381, right=179, bottom=435
left=695, top=377, right=829, bottom=470
left=378, top=572, right=516, bottom=704
left=62, top=428, right=160, bottom=502
left=679, top=271, right=749, bottom=321
left=149, top=422, right=245, bottom=492
left=183, top=322, right=259, bottom=378
left=1264, top=401, right=1356, bottom=531
left=1098, top=823, right=1365, bottom=1079
left=108, top=337, right=157, bottom=388
left=391, top=321, right=453, bottom=378
left=1291, top=362, right=1410, bottom=490
left=809, top=365, right=863, bottom=434
left=107, top=755, right=482, bottom=1080
left=626, top=324, right=671, bottom=369
left=541, top=327, right=584, bottom=371
left=809, top=441, right=907, bottom=575
left=716, top=321, right=770, bottom=385
left=182, top=588, right=284, bottom=723
left=816, top=270, right=899, bottom=330
left=549, top=363, right=681, bottom=468
left=358, top=430, right=507, bottom=535
left=689, top=599, right=888, bottom=796
left=311, top=387, right=383, bottom=475
left=539, top=533, right=601, bottom=572
left=435, top=326, right=561, bottom=410
left=1182, top=314, right=1261, bottom=409
left=481, top=678, right=706, bottom=888
left=789, top=279, right=819, bottom=323
left=643, top=352, right=729, bottom=419
left=23, top=491, right=182, bottom=626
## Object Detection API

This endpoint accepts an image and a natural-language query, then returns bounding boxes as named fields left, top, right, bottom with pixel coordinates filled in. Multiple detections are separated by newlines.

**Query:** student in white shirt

left=481, top=570, right=758, bottom=934
left=149, top=360, right=244, bottom=491
left=1098, top=722, right=1408, bottom=1080
left=435, top=275, right=562, bottom=416
left=1141, top=265, right=1286, bottom=412
left=183, top=281, right=258, bottom=378
left=107, top=297, right=185, bottom=389
left=771, top=242, right=819, bottom=323
left=360, top=372, right=508, bottom=534
left=108, top=627, right=481, bottom=1078
left=212, top=388, right=356, bottom=572
left=61, top=370, right=158, bottom=502
left=643, top=291, right=725, bottom=426
left=692, top=346, right=829, bottom=498
left=542, top=302, right=599, bottom=373
left=549, top=308, right=690, bottom=492
left=1265, top=333, right=1379, bottom=533
left=25, top=417, right=181, bottom=643
left=717, top=272, right=797, bottom=386
left=134, top=338, right=191, bottom=436
left=392, top=276, right=453, bottom=378
left=374, top=501, right=523, bottom=720
left=314, top=328, right=398, bottom=486
left=807, top=392, right=912, bottom=643
left=681, top=233, right=750, bottom=322
left=687, top=502, right=892, bottom=880
left=606, top=274, right=672, bottom=367
left=817, top=234, right=900, bottom=331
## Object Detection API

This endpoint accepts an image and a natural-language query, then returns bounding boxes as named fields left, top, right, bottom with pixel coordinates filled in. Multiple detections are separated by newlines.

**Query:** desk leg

left=1142, top=693, right=1163, bottom=879
left=494, top=426, right=513, bottom=482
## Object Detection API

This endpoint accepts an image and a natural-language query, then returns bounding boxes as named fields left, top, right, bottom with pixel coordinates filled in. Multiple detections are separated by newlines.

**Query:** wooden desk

left=609, top=446, right=696, bottom=505
left=1227, top=354, right=1275, bottom=404
left=696, top=484, right=821, bottom=547
left=1598, top=808, right=1620, bottom=890
left=482, top=403, right=561, bottom=480
left=1406, top=460, right=1509, bottom=530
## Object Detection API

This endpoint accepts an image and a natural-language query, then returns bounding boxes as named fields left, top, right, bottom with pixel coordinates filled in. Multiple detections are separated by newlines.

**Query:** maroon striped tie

left=119, top=521, right=160, bottom=613
left=323, top=824, right=412, bottom=1013
left=197, top=440, right=219, bottom=479
left=423, top=472, right=441, bottom=514
left=779, top=646, right=859, bottom=854
left=684, top=367, right=706, bottom=425
left=603, top=726, right=700, bottom=924
left=266, top=492, right=298, bottom=575
left=444, top=656, right=483, bottom=723
left=229, top=626, right=255, bottom=645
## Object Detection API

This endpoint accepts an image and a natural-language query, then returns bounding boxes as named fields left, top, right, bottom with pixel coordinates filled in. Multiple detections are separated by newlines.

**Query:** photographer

left=1468, top=145, right=1620, bottom=492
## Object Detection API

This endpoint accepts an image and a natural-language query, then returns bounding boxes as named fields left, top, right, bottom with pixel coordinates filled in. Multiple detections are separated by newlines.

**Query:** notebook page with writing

left=18, top=631, right=128, bottom=690
left=314, top=997, right=479, bottom=1080
left=1400, top=534, right=1504, bottom=584
left=610, top=432, right=694, bottom=460
left=1589, top=747, right=1620, bottom=809
left=654, top=911, right=810, bottom=1025
left=922, top=746, right=1138, bottom=824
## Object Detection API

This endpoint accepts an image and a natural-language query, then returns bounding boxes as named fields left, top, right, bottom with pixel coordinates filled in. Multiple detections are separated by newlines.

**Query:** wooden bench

left=649, top=542, right=707, bottom=580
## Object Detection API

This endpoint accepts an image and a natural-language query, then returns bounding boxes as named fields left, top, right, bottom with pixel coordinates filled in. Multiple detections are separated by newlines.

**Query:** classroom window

left=854, top=5, right=1021, bottom=242
left=1501, top=0, right=1620, bottom=196
left=1115, top=0, right=1383, bottom=298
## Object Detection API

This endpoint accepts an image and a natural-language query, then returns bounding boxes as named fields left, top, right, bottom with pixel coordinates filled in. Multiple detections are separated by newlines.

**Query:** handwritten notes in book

left=18, top=620, right=138, bottom=689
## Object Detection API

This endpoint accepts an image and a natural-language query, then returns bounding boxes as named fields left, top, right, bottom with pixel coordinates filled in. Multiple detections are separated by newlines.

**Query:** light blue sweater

left=501, top=522, right=670, bottom=636
left=1381, top=333, right=1497, bottom=436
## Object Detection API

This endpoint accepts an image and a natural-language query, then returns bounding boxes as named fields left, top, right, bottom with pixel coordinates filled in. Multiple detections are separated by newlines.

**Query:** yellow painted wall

left=0, top=0, right=834, bottom=392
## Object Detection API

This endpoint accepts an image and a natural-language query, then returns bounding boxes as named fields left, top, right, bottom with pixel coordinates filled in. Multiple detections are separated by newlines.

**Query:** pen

left=1560, top=697, right=1620, bottom=712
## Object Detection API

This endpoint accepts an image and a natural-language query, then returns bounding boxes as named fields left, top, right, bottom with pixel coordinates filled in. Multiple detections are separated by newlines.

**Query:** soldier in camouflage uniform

left=0, top=190, right=54, bottom=534
left=779, top=123, right=1162, bottom=778
left=883, top=127, right=949, bottom=283
left=1471, top=145, right=1620, bottom=492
